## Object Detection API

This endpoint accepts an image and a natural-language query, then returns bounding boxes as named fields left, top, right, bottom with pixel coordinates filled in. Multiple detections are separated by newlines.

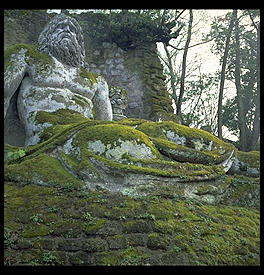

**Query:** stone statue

left=109, top=86, right=128, bottom=120
left=4, top=13, right=259, bottom=204
left=38, top=13, right=85, bottom=68
left=4, top=13, right=112, bottom=146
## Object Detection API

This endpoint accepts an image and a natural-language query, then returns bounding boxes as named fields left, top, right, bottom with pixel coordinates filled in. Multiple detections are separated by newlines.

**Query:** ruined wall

left=4, top=10, right=174, bottom=121
left=85, top=41, right=173, bottom=120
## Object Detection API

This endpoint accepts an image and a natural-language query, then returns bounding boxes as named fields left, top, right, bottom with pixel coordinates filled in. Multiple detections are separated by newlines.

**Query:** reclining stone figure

left=5, top=13, right=259, bottom=203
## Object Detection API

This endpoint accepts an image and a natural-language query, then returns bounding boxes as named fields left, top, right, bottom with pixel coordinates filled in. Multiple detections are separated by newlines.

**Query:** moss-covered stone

left=236, top=151, right=260, bottom=168
left=4, top=180, right=260, bottom=266
left=79, top=67, right=98, bottom=85
left=4, top=152, right=81, bottom=188
left=3, top=11, right=260, bottom=266
left=147, top=233, right=171, bottom=250
left=4, top=43, right=53, bottom=72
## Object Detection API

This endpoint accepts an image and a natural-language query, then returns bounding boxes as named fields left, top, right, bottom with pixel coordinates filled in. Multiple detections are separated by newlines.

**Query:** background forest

left=49, top=9, right=260, bottom=152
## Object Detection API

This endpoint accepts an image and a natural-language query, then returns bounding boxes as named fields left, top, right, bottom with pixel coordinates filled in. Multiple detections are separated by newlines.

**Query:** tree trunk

left=176, top=9, right=193, bottom=121
left=217, top=10, right=236, bottom=139
left=249, top=23, right=260, bottom=150
left=163, top=43, right=178, bottom=107
left=234, top=10, right=247, bottom=151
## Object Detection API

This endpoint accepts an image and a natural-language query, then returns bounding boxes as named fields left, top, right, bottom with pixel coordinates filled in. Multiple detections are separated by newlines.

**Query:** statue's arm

left=4, top=49, right=28, bottom=118
left=92, top=77, right=113, bottom=121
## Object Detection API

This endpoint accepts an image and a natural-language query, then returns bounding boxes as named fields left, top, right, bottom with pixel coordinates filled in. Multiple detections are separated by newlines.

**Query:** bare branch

left=168, top=36, right=215, bottom=51
left=246, top=10, right=258, bottom=31
left=174, top=9, right=186, bottom=22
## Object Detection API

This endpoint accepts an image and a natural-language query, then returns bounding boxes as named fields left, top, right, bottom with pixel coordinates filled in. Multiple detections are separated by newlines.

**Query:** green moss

left=4, top=153, right=81, bottom=188
left=22, top=224, right=50, bottom=238
left=4, top=178, right=260, bottom=265
left=51, top=219, right=83, bottom=237
left=4, top=43, right=53, bottom=72
left=75, top=123, right=161, bottom=160
left=136, top=120, right=235, bottom=165
left=147, top=233, right=171, bottom=250
left=5, top=114, right=236, bottom=190
left=120, top=246, right=147, bottom=265
left=118, top=118, right=148, bottom=127
left=100, top=251, right=122, bottom=266
left=35, top=109, right=89, bottom=126
left=151, top=137, right=219, bottom=164
left=154, top=219, right=176, bottom=234
left=219, top=176, right=260, bottom=208
left=79, top=67, right=98, bottom=85
left=83, top=219, right=106, bottom=234
left=137, top=120, right=233, bottom=151
left=123, top=220, right=152, bottom=233
left=236, top=151, right=260, bottom=168
left=148, top=199, right=175, bottom=220
left=110, top=199, right=141, bottom=219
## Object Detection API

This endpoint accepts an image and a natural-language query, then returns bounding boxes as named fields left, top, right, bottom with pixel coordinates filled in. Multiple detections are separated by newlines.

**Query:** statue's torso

left=18, top=55, right=97, bottom=145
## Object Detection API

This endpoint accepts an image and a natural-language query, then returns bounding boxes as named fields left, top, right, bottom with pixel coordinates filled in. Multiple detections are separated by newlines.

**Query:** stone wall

left=85, top=41, right=173, bottom=120
left=4, top=181, right=260, bottom=266
left=4, top=10, right=174, bottom=121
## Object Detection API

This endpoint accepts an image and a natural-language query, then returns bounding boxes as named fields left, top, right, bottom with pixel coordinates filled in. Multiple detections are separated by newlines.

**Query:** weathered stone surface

left=4, top=11, right=174, bottom=121
left=109, top=86, right=128, bottom=120
left=4, top=181, right=260, bottom=266
left=4, top=113, right=259, bottom=205
left=38, top=13, right=85, bottom=67
left=4, top=14, right=113, bottom=146
left=228, top=151, right=260, bottom=177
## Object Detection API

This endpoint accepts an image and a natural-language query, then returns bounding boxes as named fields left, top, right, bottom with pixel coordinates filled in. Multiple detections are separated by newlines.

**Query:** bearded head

left=38, top=13, right=85, bottom=67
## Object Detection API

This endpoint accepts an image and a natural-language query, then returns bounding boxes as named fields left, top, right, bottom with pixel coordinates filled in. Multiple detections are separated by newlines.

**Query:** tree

left=181, top=67, right=219, bottom=133
left=159, top=10, right=218, bottom=126
left=248, top=11, right=260, bottom=151
left=234, top=10, right=247, bottom=150
left=97, top=10, right=185, bottom=50
left=210, top=9, right=260, bottom=151
left=176, top=9, right=193, bottom=121
left=217, top=10, right=236, bottom=139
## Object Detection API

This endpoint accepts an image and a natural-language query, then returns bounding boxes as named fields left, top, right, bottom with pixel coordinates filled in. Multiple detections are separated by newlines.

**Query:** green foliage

left=208, top=10, right=259, bottom=146
left=30, top=214, right=43, bottom=225
left=181, top=72, right=219, bottom=132
left=42, top=252, right=59, bottom=266
left=7, top=149, right=26, bottom=161
left=75, top=10, right=183, bottom=50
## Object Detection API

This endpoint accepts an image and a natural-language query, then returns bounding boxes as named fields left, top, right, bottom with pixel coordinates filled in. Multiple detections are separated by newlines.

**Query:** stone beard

left=38, top=13, right=85, bottom=67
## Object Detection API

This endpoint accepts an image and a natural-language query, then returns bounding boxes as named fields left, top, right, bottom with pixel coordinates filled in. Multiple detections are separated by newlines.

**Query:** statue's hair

left=38, top=13, right=85, bottom=67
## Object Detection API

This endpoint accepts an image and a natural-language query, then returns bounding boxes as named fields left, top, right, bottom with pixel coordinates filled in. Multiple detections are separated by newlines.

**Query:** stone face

left=38, top=13, right=85, bottom=67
